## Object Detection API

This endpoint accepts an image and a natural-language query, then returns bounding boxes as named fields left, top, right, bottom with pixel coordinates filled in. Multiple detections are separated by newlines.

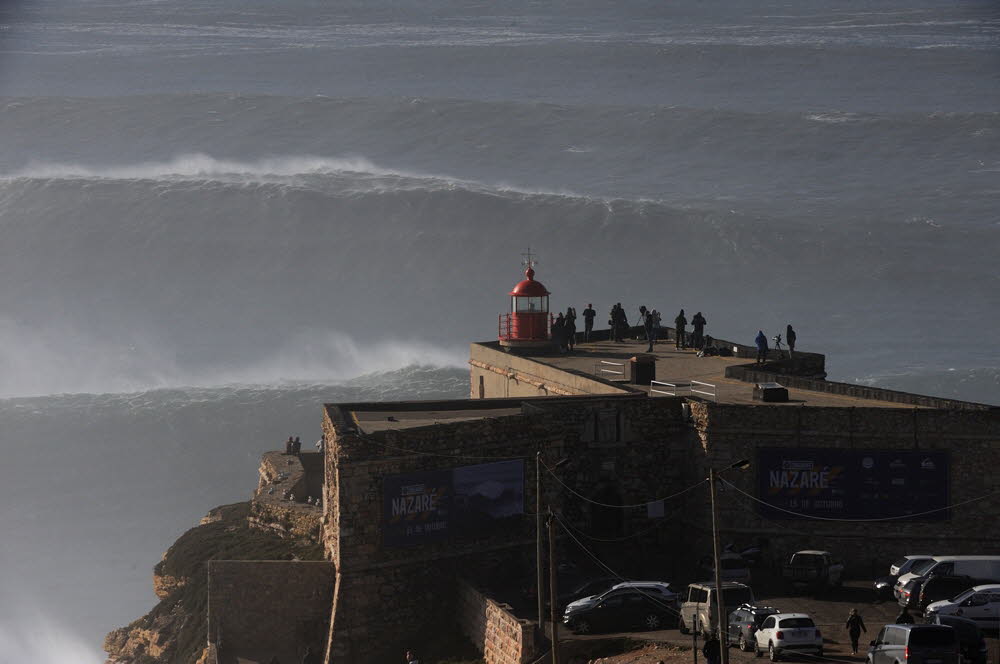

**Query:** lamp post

left=536, top=453, right=568, bottom=643
left=709, top=458, right=750, bottom=664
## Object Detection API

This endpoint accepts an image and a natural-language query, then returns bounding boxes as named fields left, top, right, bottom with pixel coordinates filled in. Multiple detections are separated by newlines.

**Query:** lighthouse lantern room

left=499, top=251, right=552, bottom=351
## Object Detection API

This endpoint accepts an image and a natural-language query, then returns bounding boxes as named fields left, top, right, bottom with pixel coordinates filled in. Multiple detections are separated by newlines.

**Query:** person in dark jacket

left=637, top=305, right=648, bottom=340
left=755, top=330, right=768, bottom=364
left=895, top=607, right=915, bottom=624
left=674, top=309, right=687, bottom=349
left=582, top=304, right=596, bottom=342
left=845, top=608, right=867, bottom=655
left=609, top=304, right=621, bottom=342
left=702, top=633, right=722, bottom=664
left=692, top=312, right=707, bottom=349
left=786, top=324, right=797, bottom=358
left=565, top=307, right=577, bottom=351
left=552, top=313, right=566, bottom=352
left=644, top=309, right=657, bottom=351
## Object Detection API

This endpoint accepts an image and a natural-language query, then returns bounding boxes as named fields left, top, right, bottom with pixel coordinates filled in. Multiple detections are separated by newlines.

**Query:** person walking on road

left=674, top=309, right=687, bottom=349
left=755, top=330, right=769, bottom=365
left=582, top=304, right=596, bottom=342
left=845, top=608, right=867, bottom=655
left=786, top=324, right=797, bottom=358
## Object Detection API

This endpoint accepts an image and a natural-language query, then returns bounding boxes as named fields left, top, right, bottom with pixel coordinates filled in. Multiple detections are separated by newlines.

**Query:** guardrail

left=595, top=360, right=626, bottom=381
left=649, top=379, right=717, bottom=401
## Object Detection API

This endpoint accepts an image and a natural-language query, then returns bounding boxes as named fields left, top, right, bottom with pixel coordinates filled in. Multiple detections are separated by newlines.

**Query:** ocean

left=0, top=0, right=998, bottom=659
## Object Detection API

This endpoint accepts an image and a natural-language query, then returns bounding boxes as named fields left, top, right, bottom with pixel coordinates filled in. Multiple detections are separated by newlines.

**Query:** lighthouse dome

left=509, top=267, right=550, bottom=297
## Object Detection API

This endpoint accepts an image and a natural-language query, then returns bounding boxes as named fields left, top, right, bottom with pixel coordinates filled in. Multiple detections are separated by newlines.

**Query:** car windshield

left=912, top=559, right=938, bottom=575
left=952, top=589, right=975, bottom=603
left=910, top=629, right=956, bottom=648
left=791, top=554, right=823, bottom=567
left=780, top=618, right=816, bottom=628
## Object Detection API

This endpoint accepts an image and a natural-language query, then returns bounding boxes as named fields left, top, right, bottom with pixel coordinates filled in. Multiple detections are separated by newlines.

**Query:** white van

left=895, top=556, right=1000, bottom=598
left=679, top=582, right=755, bottom=636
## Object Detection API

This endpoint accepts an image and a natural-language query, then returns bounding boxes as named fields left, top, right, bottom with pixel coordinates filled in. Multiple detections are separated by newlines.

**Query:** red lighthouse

left=499, top=252, right=552, bottom=351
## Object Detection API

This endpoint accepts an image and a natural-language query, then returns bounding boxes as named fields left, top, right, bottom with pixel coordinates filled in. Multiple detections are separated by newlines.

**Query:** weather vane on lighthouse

left=521, top=248, right=538, bottom=270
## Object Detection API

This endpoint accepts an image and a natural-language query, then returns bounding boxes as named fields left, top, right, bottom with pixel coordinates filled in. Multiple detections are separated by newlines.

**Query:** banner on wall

left=383, top=459, right=524, bottom=547
left=755, top=448, right=949, bottom=521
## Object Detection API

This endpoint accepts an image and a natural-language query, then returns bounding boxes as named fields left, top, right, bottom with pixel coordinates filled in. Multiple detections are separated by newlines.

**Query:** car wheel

left=769, top=643, right=780, bottom=662
left=740, top=635, right=750, bottom=652
left=574, top=619, right=591, bottom=635
left=644, top=613, right=662, bottom=630
left=678, top=618, right=690, bottom=635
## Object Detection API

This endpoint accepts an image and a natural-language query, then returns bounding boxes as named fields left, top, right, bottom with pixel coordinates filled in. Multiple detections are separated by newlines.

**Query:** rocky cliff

left=104, top=502, right=324, bottom=664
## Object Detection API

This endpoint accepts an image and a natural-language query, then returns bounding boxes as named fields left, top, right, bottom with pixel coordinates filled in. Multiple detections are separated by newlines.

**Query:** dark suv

left=726, top=604, right=780, bottom=652
left=867, top=624, right=958, bottom=664
left=563, top=588, right=675, bottom=634
left=926, top=615, right=986, bottom=664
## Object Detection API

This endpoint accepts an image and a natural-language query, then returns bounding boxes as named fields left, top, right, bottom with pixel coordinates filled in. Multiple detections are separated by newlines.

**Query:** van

left=867, top=624, right=958, bottom=664
left=679, top=582, right=755, bottom=636
left=895, top=557, right=1000, bottom=598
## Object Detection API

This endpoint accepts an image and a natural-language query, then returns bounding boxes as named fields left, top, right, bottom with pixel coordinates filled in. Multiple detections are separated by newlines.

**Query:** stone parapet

left=457, top=578, right=536, bottom=664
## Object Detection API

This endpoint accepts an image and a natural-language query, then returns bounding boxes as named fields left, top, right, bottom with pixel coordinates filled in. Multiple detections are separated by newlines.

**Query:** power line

left=541, top=459, right=707, bottom=509
left=720, top=478, right=1000, bottom=523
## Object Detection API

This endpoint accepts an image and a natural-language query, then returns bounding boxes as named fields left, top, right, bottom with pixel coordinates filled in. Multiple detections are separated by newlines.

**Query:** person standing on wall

left=674, top=309, right=687, bottom=349
left=755, top=330, right=768, bottom=364
left=845, top=609, right=866, bottom=655
left=692, top=311, right=707, bottom=349
left=637, top=305, right=648, bottom=340
left=552, top=312, right=566, bottom=352
left=786, top=324, right=796, bottom=358
left=582, top=303, right=596, bottom=342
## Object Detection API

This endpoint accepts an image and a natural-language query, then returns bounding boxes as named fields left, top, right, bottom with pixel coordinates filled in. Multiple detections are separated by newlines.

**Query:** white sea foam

left=0, top=613, right=102, bottom=664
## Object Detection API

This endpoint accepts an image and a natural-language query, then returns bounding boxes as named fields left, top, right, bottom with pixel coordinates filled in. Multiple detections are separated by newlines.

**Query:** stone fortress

left=114, top=266, right=1000, bottom=664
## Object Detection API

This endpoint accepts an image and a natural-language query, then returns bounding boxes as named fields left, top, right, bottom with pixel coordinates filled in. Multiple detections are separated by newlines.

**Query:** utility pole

left=536, top=452, right=545, bottom=636
left=548, top=511, right=561, bottom=664
left=710, top=467, right=729, bottom=664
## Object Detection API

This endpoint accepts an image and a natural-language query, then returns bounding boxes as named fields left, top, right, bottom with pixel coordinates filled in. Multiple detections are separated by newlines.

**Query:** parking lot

left=556, top=579, right=1000, bottom=664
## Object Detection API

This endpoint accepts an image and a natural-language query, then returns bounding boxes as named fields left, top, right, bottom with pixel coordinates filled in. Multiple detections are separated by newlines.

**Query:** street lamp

left=537, top=453, right=568, bottom=644
left=710, top=458, right=750, bottom=664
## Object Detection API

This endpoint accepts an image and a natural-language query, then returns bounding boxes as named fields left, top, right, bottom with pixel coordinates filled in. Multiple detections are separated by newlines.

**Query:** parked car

left=562, top=583, right=677, bottom=634
left=867, top=624, right=958, bottom=664
left=898, top=577, right=927, bottom=610
left=703, top=552, right=753, bottom=584
left=915, top=576, right=991, bottom=613
left=782, top=550, right=844, bottom=591
left=752, top=613, right=823, bottom=661
left=925, top=615, right=987, bottom=664
left=877, top=555, right=934, bottom=600
left=557, top=576, right=619, bottom=610
left=726, top=604, right=780, bottom=652
left=896, top=557, right=1000, bottom=599
left=925, top=584, right=1000, bottom=629
left=679, top=581, right=755, bottom=636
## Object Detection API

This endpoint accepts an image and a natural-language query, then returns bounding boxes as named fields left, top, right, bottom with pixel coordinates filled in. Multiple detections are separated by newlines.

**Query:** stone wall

left=726, top=364, right=994, bottom=410
left=688, top=401, right=1000, bottom=573
left=250, top=450, right=323, bottom=540
left=207, top=560, right=334, bottom=663
left=469, top=342, right=632, bottom=399
left=457, top=578, right=537, bottom=664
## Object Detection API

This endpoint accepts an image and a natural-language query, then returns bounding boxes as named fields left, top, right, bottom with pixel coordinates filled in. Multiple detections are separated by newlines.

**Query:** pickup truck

left=782, top=550, right=844, bottom=591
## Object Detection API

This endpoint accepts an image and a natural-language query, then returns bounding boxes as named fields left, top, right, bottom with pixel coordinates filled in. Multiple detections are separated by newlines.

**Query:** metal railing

left=498, top=312, right=554, bottom=341
left=595, top=360, right=626, bottom=381
left=650, top=379, right=717, bottom=401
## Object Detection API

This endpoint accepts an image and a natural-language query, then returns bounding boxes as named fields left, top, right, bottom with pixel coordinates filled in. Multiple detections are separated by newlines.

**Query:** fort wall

left=207, top=560, right=334, bottom=663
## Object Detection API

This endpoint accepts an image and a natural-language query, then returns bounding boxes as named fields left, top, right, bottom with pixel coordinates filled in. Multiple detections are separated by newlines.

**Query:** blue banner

left=383, top=460, right=524, bottom=547
left=755, top=448, right=950, bottom=521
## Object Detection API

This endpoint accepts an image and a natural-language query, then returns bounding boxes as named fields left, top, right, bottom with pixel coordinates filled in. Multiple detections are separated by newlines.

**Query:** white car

left=925, top=584, right=1000, bottom=629
left=753, top=613, right=823, bottom=661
